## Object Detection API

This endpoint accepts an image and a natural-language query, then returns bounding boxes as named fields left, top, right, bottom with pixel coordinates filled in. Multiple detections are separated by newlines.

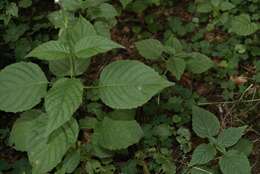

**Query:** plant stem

left=70, top=56, right=76, bottom=78
left=83, top=86, right=100, bottom=89
left=192, top=167, right=213, bottom=174
left=141, top=161, right=151, bottom=174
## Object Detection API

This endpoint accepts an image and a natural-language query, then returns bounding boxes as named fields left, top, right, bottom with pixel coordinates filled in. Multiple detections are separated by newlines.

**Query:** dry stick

left=198, top=98, right=260, bottom=106
left=199, top=84, right=258, bottom=106
left=228, top=84, right=254, bottom=125
left=201, top=85, right=260, bottom=133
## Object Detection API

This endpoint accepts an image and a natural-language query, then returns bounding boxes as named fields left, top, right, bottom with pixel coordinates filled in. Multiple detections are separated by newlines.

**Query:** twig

left=198, top=98, right=260, bottom=106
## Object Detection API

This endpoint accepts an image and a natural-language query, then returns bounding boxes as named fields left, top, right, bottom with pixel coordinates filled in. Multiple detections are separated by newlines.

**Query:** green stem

left=83, top=86, right=100, bottom=89
left=69, top=56, right=76, bottom=78
left=215, top=145, right=226, bottom=155
left=141, top=161, right=151, bottom=174
left=192, top=167, right=213, bottom=174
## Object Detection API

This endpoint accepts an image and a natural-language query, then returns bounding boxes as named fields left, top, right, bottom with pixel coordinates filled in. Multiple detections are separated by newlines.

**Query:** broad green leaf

left=13, top=113, right=48, bottom=153
left=10, top=111, right=79, bottom=174
left=74, top=35, right=123, bottom=59
left=99, top=60, right=174, bottom=109
left=60, top=0, right=83, bottom=11
left=166, top=57, right=186, bottom=80
left=186, top=53, right=214, bottom=74
left=164, top=36, right=183, bottom=55
left=10, top=110, right=43, bottom=151
left=26, top=41, right=71, bottom=60
left=97, top=117, right=143, bottom=150
left=60, top=149, right=80, bottom=173
left=120, top=0, right=133, bottom=8
left=192, top=106, right=220, bottom=138
left=49, top=58, right=90, bottom=77
left=130, top=1, right=148, bottom=13
left=232, top=138, right=253, bottom=156
left=91, top=123, right=114, bottom=158
left=210, top=0, right=220, bottom=7
left=48, top=10, right=74, bottom=29
left=197, top=1, right=212, bottom=13
left=219, top=151, right=251, bottom=174
left=69, top=16, right=97, bottom=44
left=135, top=39, right=164, bottom=60
left=48, top=10, right=65, bottom=28
left=29, top=118, right=79, bottom=174
left=217, top=126, right=247, bottom=148
left=220, top=1, right=235, bottom=11
left=19, top=0, right=32, bottom=8
left=45, top=78, right=83, bottom=136
left=230, top=14, right=259, bottom=36
left=89, top=3, right=118, bottom=19
left=82, top=0, right=110, bottom=8
left=0, top=62, right=48, bottom=112
left=94, top=21, right=111, bottom=38
left=190, top=144, right=216, bottom=166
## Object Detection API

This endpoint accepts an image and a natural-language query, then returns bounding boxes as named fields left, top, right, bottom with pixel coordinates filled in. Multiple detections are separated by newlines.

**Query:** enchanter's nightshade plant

left=0, top=9, right=173, bottom=174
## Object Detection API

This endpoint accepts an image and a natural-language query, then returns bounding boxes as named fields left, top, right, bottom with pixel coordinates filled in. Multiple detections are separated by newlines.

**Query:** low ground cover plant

left=0, top=0, right=259, bottom=174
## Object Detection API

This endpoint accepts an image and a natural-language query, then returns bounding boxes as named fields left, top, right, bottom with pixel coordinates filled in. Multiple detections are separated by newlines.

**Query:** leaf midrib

left=95, top=82, right=174, bottom=89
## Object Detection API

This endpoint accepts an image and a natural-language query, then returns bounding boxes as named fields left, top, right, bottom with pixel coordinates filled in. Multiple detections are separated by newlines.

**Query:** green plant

left=135, top=35, right=214, bottom=80
left=0, top=2, right=174, bottom=173
left=0, top=0, right=259, bottom=173
left=195, top=0, right=260, bottom=34
left=188, top=106, right=252, bottom=174
left=196, top=0, right=235, bottom=16
left=176, top=127, right=192, bottom=153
